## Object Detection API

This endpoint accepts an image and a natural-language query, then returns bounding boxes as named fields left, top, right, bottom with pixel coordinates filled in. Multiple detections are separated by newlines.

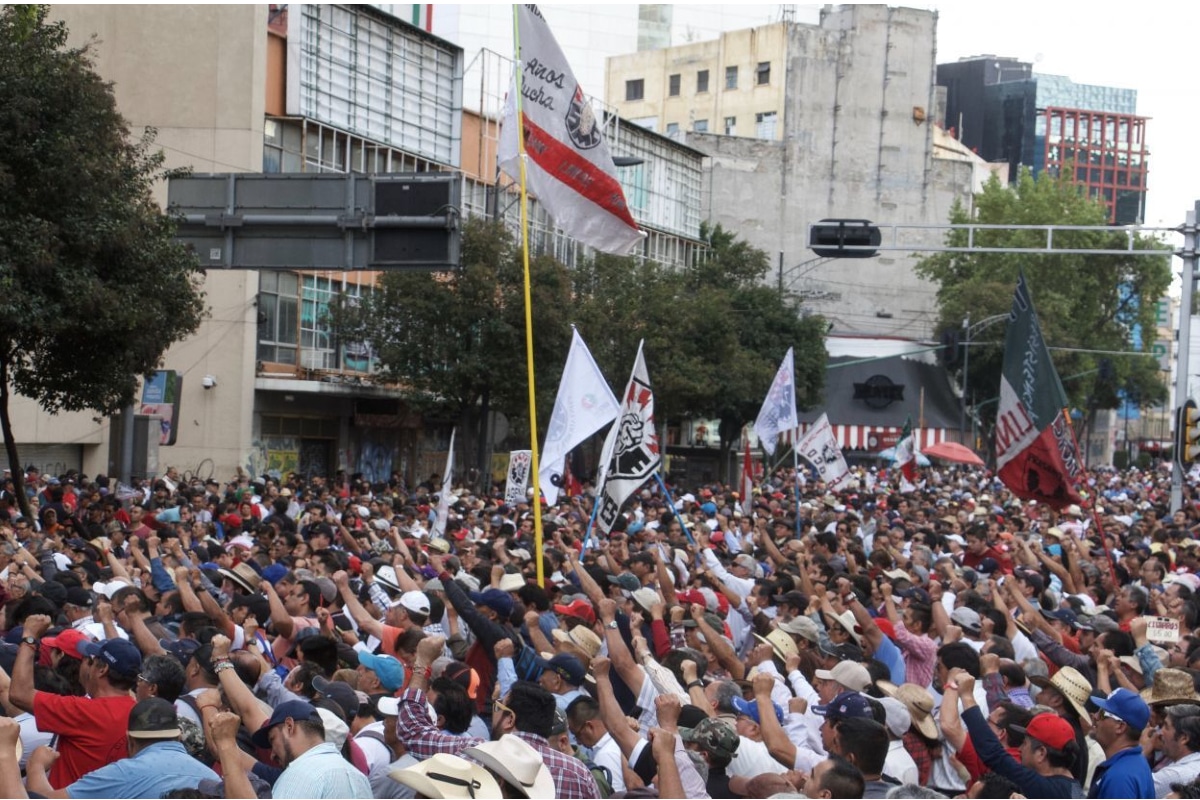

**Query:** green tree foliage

left=557, top=222, right=826, bottom=481
left=0, top=6, right=206, bottom=516
left=337, top=220, right=826, bottom=484
left=915, top=170, right=1171, bottom=443
left=329, top=217, right=573, bottom=458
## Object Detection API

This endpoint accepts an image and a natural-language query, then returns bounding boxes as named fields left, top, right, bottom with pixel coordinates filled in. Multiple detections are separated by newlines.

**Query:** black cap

left=771, top=590, right=807, bottom=609
left=313, top=676, right=360, bottom=719
left=64, top=587, right=93, bottom=608
left=128, top=698, right=182, bottom=739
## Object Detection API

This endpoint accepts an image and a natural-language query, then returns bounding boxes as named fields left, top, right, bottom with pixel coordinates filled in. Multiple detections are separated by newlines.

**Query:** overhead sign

left=168, top=173, right=462, bottom=271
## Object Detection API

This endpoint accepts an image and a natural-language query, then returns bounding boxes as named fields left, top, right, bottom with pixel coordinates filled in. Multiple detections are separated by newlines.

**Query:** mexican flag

left=894, top=417, right=920, bottom=490
left=995, top=272, right=1083, bottom=507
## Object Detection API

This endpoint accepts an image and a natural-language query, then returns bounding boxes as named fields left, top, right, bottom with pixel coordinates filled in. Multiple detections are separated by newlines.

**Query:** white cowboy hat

left=389, top=753, right=502, bottom=799
left=463, top=734, right=554, bottom=799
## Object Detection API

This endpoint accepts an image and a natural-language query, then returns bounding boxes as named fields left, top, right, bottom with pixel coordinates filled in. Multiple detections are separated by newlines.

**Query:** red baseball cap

left=874, top=617, right=896, bottom=640
left=1013, top=713, right=1075, bottom=751
left=711, top=530, right=726, bottom=544
left=41, top=628, right=88, bottom=660
left=552, top=599, right=596, bottom=625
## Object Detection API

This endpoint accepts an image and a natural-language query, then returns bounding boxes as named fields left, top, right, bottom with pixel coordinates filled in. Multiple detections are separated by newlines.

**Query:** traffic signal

left=809, top=219, right=881, bottom=258
left=939, top=328, right=962, bottom=368
left=1176, top=400, right=1200, bottom=467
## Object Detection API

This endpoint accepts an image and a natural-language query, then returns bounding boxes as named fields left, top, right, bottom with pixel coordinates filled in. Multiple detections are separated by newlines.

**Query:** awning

left=788, top=424, right=948, bottom=453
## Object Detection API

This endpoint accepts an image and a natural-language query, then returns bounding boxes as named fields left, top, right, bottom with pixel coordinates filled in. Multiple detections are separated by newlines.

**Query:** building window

left=725, top=66, right=738, bottom=89
left=257, top=271, right=299, bottom=366
left=626, top=79, right=645, bottom=101
left=668, top=74, right=681, bottom=97
left=666, top=122, right=680, bottom=135
left=756, top=61, right=771, bottom=85
left=694, top=119, right=708, bottom=132
left=755, top=111, right=778, bottom=139
left=724, top=116, right=737, bottom=136
left=697, top=69, right=709, bottom=93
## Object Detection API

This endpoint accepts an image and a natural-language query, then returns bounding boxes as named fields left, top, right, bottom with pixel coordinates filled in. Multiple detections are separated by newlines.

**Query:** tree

left=0, top=7, right=206, bottom=519
left=572, top=223, right=827, bottom=481
left=915, top=169, right=1172, bottom=452
left=329, top=217, right=573, bottom=485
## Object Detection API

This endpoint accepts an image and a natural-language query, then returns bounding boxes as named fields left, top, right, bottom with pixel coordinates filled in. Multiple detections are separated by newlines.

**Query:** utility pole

left=1171, top=202, right=1199, bottom=512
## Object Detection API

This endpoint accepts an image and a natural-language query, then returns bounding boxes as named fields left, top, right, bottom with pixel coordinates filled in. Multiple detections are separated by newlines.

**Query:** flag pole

left=655, top=473, right=696, bottom=547
left=512, top=8, right=546, bottom=587
left=791, top=433, right=802, bottom=538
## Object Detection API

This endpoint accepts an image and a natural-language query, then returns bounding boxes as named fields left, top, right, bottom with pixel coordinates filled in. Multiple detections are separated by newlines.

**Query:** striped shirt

left=272, top=742, right=372, bottom=799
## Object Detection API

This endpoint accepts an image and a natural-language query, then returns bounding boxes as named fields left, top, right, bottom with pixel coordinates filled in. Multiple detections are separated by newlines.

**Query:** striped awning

left=787, top=423, right=950, bottom=453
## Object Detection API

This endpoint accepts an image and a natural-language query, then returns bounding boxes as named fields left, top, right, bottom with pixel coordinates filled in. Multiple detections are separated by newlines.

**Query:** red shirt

left=958, top=733, right=1022, bottom=786
left=33, top=691, right=136, bottom=788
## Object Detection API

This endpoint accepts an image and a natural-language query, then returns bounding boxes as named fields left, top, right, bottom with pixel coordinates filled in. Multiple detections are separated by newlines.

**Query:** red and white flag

left=740, top=436, right=756, bottom=517
left=499, top=5, right=643, bottom=255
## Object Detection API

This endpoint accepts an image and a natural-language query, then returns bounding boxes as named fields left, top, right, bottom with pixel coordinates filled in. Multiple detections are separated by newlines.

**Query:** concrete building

left=22, top=4, right=704, bottom=485
left=606, top=5, right=995, bottom=339
left=937, top=56, right=1149, bottom=225
left=605, top=22, right=789, bottom=140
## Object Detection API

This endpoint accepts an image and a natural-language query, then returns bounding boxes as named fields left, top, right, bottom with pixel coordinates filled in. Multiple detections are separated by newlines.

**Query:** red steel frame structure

left=1041, top=107, right=1149, bottom=224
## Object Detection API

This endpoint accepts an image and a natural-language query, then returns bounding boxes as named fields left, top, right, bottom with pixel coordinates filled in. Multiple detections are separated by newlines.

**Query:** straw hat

left=389, top=753, right=502, bottom=799
left=754, top=629, right=799, bottom=661
left=1031, top=666, right=1092, bottom=719
left=463, top=734, right=554, bottom=799
left=1141, top=668, right=1200, bottom=707
left=892, top=683, right=938, bottom=739
left=552, top=626, right=602, bottom=660
left=217, top=562, right=261, bottom=595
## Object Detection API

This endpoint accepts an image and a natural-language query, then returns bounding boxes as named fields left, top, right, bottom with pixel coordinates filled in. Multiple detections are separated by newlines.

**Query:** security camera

left=202, top=375, right=217, bottom=389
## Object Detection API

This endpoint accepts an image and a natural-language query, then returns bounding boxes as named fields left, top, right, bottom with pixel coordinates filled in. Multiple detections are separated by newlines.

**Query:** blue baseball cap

left=251, top=700, right=322, bottom=749
left=731, top=696, right=784, bottom=725
left=814, top=690, right=875, bottom=722
left=78, top=638, right=142, bottom=680
left=1093, top=687, right=1150, bottom=730
left=545, top=654, right=586, bottom=686
left=357, top=651, right=406, bottom=692
left=469, top=588, right=514, bottom=618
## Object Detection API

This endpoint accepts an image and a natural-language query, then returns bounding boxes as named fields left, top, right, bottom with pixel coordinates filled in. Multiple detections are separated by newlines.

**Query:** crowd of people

left=1, top=459, right=1200, bottom=798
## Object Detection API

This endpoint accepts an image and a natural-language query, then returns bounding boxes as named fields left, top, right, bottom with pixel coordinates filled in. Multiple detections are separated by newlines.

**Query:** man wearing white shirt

left=1154, top=705, right=1200, bottom=798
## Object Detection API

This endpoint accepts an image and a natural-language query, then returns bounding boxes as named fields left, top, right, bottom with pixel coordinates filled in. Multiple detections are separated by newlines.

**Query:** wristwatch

left=606, top=620, right=619, bottom=629
left=21, top=636, right=37, bottom=647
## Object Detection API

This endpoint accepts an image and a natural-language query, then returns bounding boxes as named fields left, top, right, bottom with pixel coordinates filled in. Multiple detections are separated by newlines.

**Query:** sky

left=647, top=1, right=1195, bottom=231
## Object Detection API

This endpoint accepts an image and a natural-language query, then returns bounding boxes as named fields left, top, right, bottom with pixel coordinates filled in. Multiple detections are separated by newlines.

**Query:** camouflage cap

left=679, top=717, right=739, bottom=760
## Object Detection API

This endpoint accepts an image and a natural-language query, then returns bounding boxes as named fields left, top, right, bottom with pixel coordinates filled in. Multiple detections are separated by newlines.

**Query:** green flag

left=995, top=272, right=1083, bottom=507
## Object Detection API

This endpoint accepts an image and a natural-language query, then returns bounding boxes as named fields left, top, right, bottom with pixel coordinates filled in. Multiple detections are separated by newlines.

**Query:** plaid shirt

left=902, top=730, right=936, bottom=786
left=393, top=689, right=599, bottom=799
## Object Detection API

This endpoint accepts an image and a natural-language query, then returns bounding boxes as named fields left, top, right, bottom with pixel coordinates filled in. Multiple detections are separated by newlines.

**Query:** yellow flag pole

left=512, top=6, right=545, bottom=587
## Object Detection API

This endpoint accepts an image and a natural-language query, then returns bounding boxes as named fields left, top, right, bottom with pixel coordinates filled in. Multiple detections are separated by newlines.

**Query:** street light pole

left=960, top=314, right=970, bottom=441
left=1170, top=201, right=1199, bottom=512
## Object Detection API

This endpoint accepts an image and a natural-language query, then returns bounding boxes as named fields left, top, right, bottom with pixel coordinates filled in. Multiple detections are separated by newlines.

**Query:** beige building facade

left=606, top=22, right=789, bottom=141
left=27, top=5, right=267, bottom=481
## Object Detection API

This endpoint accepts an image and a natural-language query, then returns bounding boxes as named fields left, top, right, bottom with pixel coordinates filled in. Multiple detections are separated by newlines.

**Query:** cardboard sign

left=1144, top=616, right=1181, bottom=644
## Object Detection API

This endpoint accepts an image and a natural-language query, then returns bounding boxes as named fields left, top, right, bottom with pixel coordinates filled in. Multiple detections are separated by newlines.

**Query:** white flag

left=540, top=329, right=620, bottom=505
left=754, top=347, right=799, bottom=456
left=432, top=428, right=456, bottom=539
left=505, top=450, right=533, bottom=505
left=796, top=414, right=851, bottom=489
left=595, top=342, right=661, bottom=535
left=498, top=5, right=642, bottom=255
